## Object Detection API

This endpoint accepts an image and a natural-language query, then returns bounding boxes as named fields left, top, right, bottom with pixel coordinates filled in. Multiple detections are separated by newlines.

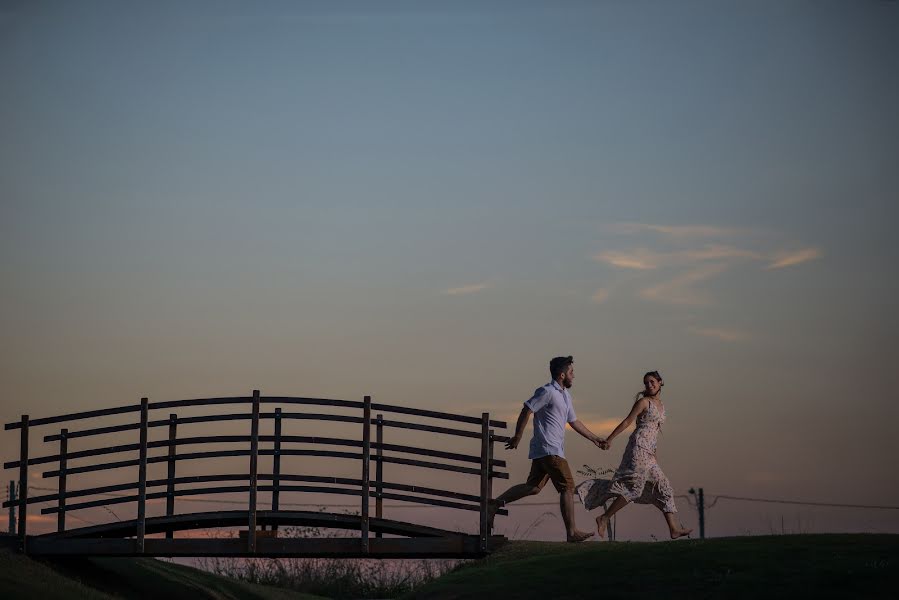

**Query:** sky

left=1, top=0, right=898, bottom=542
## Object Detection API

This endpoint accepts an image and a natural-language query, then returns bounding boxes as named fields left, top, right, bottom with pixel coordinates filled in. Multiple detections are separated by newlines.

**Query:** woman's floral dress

left=576, top=400, right=678, bottom=513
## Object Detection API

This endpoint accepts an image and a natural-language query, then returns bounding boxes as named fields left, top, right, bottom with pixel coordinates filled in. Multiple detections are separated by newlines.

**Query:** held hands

left=593, top=437, right=610, bottom=451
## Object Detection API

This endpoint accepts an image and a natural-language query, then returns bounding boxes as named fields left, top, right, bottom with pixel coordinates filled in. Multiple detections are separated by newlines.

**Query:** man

left=489, top=355, right=604, bottom=542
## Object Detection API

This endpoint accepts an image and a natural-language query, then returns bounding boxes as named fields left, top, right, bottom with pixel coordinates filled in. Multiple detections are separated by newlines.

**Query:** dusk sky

left=2, top=1, right=898, bottom=541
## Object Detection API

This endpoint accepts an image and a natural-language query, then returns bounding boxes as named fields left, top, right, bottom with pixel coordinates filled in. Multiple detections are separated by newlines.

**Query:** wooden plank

left=5, top=405, right=139, bottom=430
left=360, top=396, right=371, bottom=553
left=136, top=398, right=148, bottom=554
left=39, top=448, right=507, bottom=482
left=8, top=397, right=506, bottom=431
left=40, top=509, right=484, bottom=541
left=57, top=428, right=67, bottom=533
left=370, top=402, right=507, bottom=428
left=19, top=433, right=503, bottom=471
left=378, top=418, right=481, bottom=439
left=247, top=390, right=260, bottom=553
left=26, top=534, right=499, bottom=558
left=165, top=414, right=177, bottom=540
left=42, top=449, right=254, bottom=478
left=258, top=396, right=364, bottom=410
left=148, top=397, right=250, bottom=410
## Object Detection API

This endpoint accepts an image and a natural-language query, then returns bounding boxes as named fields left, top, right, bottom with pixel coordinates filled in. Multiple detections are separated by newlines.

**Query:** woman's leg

left=663, top=511, right=692, bottom=539
left=648, top=461, right=692, bottom=539
left=596, top=494, right=629, bottom=539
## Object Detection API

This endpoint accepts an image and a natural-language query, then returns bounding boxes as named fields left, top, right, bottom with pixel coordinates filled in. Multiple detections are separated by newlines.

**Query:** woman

left=588, top=371, right=691, bottom=540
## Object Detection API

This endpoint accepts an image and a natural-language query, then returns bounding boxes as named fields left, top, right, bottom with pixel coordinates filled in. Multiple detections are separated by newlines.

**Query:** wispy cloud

left=609, top=222, right=750, bottom=239
left=593, top=224, right=821, bottom=308
left=594, top=244, right=760, bottom=271
left=690, top=327, right=751, bottom=342
left=765, top=247, right=822, bottom=269
left=442, top=282, right=491, bottom=296
left=681, top=244, right=762, bottom=262
left=639, top=264, right=728, bottom=306
left=591, top=288, right=610, bottom=304
left=593, top=248, right=662, bottom=270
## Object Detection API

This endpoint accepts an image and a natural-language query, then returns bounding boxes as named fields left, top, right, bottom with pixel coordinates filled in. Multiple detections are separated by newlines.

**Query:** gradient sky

left=2, top=1, right=898, bottom=541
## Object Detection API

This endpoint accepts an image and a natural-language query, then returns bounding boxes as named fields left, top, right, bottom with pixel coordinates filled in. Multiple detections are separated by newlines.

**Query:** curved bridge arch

left=3, top=392, right=509, bottom=558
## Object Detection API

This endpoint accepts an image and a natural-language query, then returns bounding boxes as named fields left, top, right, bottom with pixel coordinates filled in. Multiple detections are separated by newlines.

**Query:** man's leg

left=546, top=457, right=593, bottom=542
left=487, top=467, right=547, bottom=529
left=496, top=483, right=542, bottom=506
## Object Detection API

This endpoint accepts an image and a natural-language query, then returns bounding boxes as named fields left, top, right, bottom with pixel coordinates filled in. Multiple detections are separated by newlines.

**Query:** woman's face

left=643, top=375, right=661, bottom=397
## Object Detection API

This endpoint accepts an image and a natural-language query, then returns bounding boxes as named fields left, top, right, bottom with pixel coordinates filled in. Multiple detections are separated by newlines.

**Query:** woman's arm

left=604, top=398, right=648, bottom=447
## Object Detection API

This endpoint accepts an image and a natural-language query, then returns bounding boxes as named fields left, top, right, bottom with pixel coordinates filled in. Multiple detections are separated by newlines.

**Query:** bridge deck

left=24, top=509, right=506, bottom=558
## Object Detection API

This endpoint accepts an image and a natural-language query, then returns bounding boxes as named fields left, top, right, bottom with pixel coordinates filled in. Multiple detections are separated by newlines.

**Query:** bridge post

left=248, top=390, right=260, bottom=553
left=136, top=398, right=148, bottom=554
left=8, top=481, right=14, bottom=535
left=360, top=396, right=371, bottom=553
left=18, top=415, right=28, bottom=553
left=479, top=412, right=490, bottom=553
left=166, top=414, right=177, bottom=539
left=488, top=428, right=495, bottom=516
left=57, top=428, right=68, bottom=533
left=375, top=413, right=383, bottom=538
left=272, top=407, right=282, bottom=534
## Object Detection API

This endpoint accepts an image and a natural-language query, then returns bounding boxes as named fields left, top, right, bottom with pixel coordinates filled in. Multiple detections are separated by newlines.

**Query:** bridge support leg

left=57, top=429, right=67, bottom=533
left=248, top=390, right=260, bottom=554
left=136, top=398, right=148, bottom=554
left=272, top=407, right=282, bottom=535
left=166, top=414, right=177, bottom=539
left=375, top=413, right=383, bottom=538
left=479, top=412, right=491, bottom=553
left=361, top=396, right=371, bottom=554
left=18, top=415, right=29, bottom=554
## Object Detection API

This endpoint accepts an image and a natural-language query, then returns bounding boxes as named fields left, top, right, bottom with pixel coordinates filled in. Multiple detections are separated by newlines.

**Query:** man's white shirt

left=524, top=380, right=577, bottom=460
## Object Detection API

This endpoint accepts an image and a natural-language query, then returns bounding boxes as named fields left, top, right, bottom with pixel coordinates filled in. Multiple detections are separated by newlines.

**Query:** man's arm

left=569, top=419, right=604, bottom=448
left=505, top=406, right=532, bottom=450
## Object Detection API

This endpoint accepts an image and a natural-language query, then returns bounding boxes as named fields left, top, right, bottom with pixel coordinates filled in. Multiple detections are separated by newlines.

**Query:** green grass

left=3, top=535, right=896, bottom=599
left=0, top=545, right=325, bottom=600
left=402, top=534, right=898, bottom=600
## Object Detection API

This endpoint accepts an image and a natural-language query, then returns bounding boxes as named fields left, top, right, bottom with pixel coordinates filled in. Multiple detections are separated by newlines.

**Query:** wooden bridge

left=3, top=392, right=509, bottom=558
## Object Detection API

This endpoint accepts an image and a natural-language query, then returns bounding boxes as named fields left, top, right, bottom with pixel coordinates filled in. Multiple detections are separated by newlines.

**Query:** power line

left=705, top=495, right=899, bottom=511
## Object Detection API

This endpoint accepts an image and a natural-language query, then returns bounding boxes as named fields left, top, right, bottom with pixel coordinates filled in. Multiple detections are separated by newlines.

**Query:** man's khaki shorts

left=526, top=455, right=575, bottom=493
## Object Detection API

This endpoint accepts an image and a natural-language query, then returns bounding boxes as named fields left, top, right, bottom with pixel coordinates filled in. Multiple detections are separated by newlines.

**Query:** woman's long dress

left=576, top=401, right=678, bottom=513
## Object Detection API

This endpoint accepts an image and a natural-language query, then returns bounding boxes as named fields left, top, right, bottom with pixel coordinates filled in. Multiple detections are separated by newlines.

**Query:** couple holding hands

left=488, top=356, right=692, bottom=542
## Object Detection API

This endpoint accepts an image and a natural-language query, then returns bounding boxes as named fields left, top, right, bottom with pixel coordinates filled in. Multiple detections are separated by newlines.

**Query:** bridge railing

left=3, top=391, right=509, bottom=555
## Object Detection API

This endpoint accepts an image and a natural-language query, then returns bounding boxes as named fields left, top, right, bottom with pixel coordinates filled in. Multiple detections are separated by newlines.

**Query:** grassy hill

left=0, top=542, right=324, bottom=600
left=2, top=534, right=896, bottom=599
left=402, top=534, right=898, bottom=600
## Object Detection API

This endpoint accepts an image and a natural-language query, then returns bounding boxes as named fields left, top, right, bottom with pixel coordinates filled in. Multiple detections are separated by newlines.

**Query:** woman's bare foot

left=669, top=527, right=692, bottom=539
left=567, top=530, right=594, bottom=543
left=595, top=514, right=609, bottom=540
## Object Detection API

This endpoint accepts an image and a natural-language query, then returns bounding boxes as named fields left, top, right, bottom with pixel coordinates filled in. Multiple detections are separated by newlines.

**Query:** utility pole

left=689, top=487, right=705, bottom=539
left=8, top=481, right=16, bottom=535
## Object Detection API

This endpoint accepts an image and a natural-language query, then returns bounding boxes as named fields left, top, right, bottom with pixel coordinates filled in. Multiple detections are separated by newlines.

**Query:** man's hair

left=549, top=356, right=574, bottom=380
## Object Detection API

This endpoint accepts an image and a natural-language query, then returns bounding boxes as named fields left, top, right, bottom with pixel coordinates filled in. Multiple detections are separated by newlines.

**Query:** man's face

left=561, top=365, right=574, bottom=389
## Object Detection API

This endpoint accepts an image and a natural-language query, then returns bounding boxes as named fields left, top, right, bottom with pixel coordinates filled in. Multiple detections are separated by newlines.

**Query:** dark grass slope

left=0, top=540, right=324, bottom=600
left=403, top=534, right=898, bottom=600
